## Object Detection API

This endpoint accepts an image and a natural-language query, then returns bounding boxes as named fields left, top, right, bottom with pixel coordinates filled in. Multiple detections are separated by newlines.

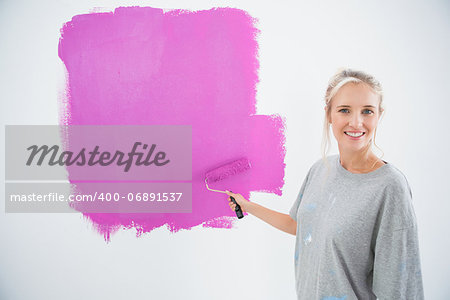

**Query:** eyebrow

left=336, top=105, right=376, bottom=108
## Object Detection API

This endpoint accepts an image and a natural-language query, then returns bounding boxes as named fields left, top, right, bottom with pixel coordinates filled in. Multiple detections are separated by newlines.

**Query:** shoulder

left=377, top=163, right=417, bottom=230
left=381, top=163, right=412, bottom=198
left=308, top=154, right=336, bottom=174
left=300, top=156, right=330, bottom=184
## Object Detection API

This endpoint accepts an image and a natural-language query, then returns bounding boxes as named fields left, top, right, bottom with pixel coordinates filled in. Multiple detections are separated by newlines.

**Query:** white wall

left=1, top=0, right=449, bottom=299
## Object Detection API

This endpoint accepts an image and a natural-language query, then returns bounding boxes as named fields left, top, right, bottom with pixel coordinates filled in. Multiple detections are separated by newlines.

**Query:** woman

left=226, top=69, right=424, bottom=299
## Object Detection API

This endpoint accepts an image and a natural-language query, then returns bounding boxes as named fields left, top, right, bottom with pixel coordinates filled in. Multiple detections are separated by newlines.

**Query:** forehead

left=333, top=82, right=379, bottom=106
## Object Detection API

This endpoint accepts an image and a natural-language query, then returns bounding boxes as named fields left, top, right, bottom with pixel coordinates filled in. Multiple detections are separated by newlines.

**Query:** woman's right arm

left=225, top=191, right=297, bottom=236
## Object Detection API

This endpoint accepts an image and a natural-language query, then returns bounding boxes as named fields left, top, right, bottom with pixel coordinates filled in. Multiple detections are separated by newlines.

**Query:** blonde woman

left=226, top=69, right=424, bottom=299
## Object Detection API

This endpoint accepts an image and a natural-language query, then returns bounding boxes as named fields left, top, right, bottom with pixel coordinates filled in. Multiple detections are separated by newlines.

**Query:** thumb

left=225, top=190, right=235, bottom=196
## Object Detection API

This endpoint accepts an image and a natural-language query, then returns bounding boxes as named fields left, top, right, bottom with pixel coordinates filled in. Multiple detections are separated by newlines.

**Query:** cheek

left=365, top=118, right=379, bottom=131
left=331, top=122, right=346, bottom=137
left=331, top=115, right=346, bottom=131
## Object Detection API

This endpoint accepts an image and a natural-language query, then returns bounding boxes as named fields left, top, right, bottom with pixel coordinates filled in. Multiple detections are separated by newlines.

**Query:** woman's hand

left=225, top=191, right=296, bottom=235
left=225, top=190, right=250, bottom=213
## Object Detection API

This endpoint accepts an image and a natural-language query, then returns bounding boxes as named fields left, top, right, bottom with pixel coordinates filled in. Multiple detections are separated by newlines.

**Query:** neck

left=338, top=146, right=381, bottom=174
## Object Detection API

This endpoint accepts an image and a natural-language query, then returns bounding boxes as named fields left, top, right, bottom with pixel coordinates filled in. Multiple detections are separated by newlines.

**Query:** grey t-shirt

left=289, top=155, right=424, bottom=300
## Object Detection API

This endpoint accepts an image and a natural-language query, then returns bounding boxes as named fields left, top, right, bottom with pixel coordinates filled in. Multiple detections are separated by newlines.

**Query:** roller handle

left=230, top=193, right=244, bottom=219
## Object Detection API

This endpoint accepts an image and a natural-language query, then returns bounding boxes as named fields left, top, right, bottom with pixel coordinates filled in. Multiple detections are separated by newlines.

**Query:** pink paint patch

left=58, top=7, right=286, bottom=241
left=202, top=216, right=237, bottom=229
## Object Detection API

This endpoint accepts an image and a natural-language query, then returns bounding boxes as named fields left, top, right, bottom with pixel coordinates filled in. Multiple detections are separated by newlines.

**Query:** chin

left=341, top=142, right=368, bottom=153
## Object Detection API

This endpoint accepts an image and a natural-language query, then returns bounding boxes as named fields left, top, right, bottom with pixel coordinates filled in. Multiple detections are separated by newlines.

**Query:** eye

left=338, top=108, right=349, bottom=113
left=362, top=109, right=374, bottom=115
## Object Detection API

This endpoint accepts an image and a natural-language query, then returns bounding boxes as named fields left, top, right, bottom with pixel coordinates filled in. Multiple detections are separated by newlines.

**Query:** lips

left=344, top=131, right=365, bottom=138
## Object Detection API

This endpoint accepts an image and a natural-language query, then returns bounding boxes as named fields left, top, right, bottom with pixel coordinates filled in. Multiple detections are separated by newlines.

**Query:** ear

left=378, top=108, right=384, bottom=120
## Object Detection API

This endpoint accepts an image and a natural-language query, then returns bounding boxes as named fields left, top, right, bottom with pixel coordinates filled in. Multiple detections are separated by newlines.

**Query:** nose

left=349, top=112, right=363, bottom=129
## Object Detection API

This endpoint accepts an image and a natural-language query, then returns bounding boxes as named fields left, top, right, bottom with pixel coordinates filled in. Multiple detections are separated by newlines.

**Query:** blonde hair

left=321, top=68, right=385, bottom=167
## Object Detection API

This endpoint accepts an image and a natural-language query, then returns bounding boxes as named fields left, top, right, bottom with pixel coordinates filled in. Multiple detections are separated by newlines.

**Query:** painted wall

left=1, top=0, right=449, bottom=299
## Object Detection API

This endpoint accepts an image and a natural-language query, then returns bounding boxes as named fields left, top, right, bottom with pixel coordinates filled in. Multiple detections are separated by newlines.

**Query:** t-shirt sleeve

left=289, top=166, right=313, bottom=221
left=372, top=178, right=424, bottom=299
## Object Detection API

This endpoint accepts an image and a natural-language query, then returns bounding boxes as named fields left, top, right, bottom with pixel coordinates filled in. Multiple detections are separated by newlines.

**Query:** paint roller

left=204, top=158, right=251, bottom=219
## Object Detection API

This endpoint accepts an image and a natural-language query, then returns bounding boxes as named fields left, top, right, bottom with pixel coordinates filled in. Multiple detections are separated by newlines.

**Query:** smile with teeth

left=345, top=131, right=365, bottom=138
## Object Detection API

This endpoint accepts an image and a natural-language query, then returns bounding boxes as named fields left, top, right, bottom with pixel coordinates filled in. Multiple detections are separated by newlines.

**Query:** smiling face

left=327, top=82, right=382, bottom=154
